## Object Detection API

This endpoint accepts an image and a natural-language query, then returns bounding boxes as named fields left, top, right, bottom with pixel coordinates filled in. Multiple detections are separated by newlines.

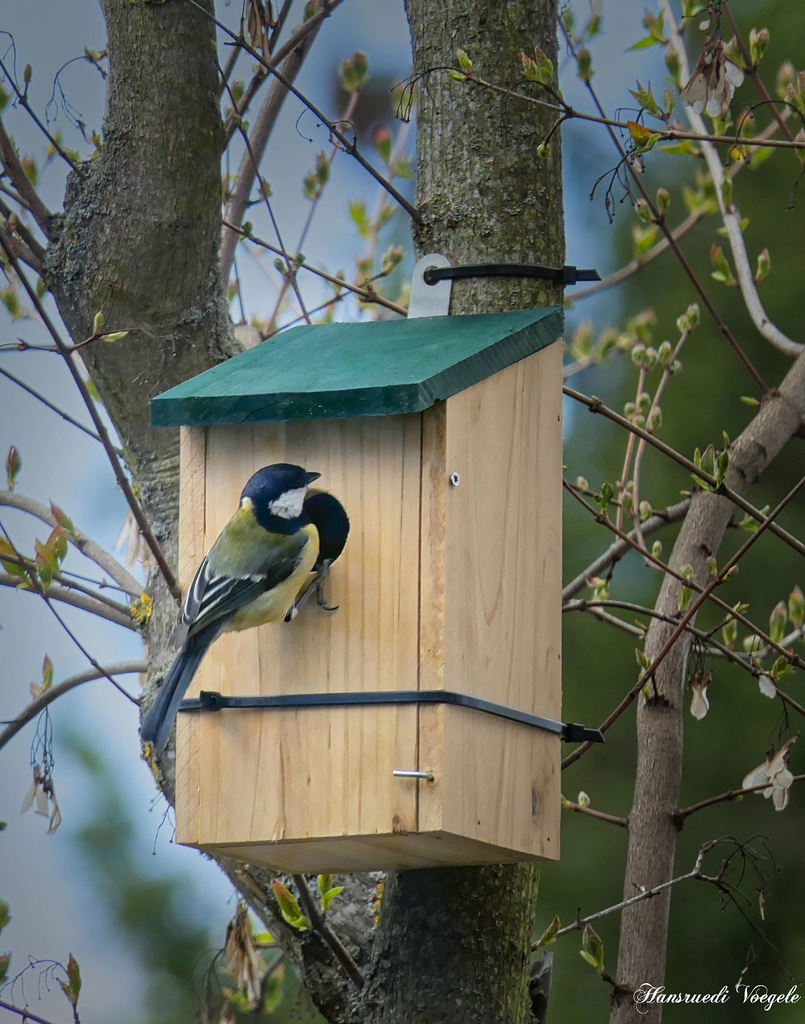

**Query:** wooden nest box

left=151, top=303, right=567, bottom=872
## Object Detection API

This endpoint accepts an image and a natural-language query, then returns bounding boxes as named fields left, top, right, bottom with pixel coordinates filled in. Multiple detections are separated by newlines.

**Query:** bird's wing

left=174, top=532, right=309, bottom=642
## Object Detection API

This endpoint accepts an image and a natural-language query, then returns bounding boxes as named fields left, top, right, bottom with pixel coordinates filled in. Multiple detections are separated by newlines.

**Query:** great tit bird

left=141, top=463, right=321, bottom=752
left=286, top=488, right=350, bottom=618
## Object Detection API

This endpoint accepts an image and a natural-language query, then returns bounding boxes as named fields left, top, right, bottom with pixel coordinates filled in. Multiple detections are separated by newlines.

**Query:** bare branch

left=0, top=660, right=145, bottom=751
left=221, top=25, right=323, bottom=284
left=0, top=366, right=124, bottom=451
left=679, top=775, right=805, bottom=821
left=562, top=797, right=627, bottom=828
left=183, top=0, right=420, bottom=222
left=0, top=54, right=84, bottom=177
left=0, top=219, right=42, bottom=273
left=0, top=114, right=52, bottom=236
left=535, top=841, right=724, bottom=948
left=565, top=484, right=805, bottom=674
left=0, top=999, right=65, bottom=1024
left=661, top=0, right=803, bottom=358
left=229, top=220, right=408, bottom=315
left=558, top=23, right=768, bottom=394
left=0, top=237, right=181, bottom=602
left=563, top=498, right=689, bottom=600
left=562, top=475, right=805, bottom=769
left=292, top=874, right=365, bottom=989
left=563, top=386, right=805, bottom=559
left=222, top=0, right=346, bottom=144
left=564, top=597, right=805, bottom=719
left=572, top=112, right=792, bottom=304
left=0, top=489, right=141, bottom=595
left=0, top=569, right=135, bottom=629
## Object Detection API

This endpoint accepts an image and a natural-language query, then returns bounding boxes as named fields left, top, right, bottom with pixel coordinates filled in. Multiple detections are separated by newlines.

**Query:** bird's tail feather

left=141, top=625, right=219, bottom=752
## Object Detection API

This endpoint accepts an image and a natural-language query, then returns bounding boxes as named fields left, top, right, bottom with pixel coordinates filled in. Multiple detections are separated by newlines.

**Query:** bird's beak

left=305, top=471, right=321, bottom=484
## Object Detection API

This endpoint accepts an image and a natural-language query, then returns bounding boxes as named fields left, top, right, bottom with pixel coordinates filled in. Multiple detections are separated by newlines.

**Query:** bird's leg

left=284, top=559, right=337, bottom=621
left=314, top=560, right=338, bottom=611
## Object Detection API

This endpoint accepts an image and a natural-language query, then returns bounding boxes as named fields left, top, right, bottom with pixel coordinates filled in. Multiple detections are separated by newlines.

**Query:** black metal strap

left=422, top=263, right=601, bottom=287
left=180, top=689, right=604, bottom=744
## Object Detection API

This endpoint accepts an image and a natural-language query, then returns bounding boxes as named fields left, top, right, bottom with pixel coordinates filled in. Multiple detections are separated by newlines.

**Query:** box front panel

left=176, top=417, right=420, bottom=848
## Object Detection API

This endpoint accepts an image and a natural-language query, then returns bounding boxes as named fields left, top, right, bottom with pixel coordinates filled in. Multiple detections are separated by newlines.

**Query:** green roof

left=150, top=306, right=563, bottom=426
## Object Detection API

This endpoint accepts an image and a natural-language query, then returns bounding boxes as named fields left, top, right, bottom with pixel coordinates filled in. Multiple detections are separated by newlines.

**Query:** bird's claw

left=286, top=560, right=338, bottom=619
left=315, top=575, right=339, bottom=611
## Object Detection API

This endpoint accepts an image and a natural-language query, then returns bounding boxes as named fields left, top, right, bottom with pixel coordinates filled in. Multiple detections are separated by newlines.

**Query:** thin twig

left=182, top=0, right=420, bottom=221
left=562, top=475, right=805, bottom=769
left=229, top=219, right=407, bottom=315
left=564, top=598, right=805, bottom=719
left=534, top=841, right=723, bottom=947
left=0, top=573, right=136, bottom=628
left=223, top=0, right=345, bottom=143
left=0, top=55, right=84, bottom=176
left=722, top=2, right=798, bottom=146
left=0, top=237, right=181, bottom=602
left=0, top=114, right=52, bottom=235
left=0, top=999, right=64, bottom=1024
left=456, top=69, right=805, bottom=151
left=266, top=84, right=362, bottom=330
left=557, top=23, right=768, bottom=393
left=563, top=386, right=805, bottom=558
left=0, top=660, right=145, bottom=751
left=0, top=489, right=141, bottom=595
left=563, top=498, right=689, bottom=600
left=220, top=72, right=312, bottom=326
left=678, top=774, right=805, bottom=821
left=661, top=0, right=803, bottom=358
left=0, top=220, right=42, bottom=273
left=220, top=22, right=324, bottom=284
left=291, top=874, right=365, bottom=989
left=0, top=549, right=132, bottom=615
left=562, top=797, right=627, bottom=828
left=630, top=328, right=693, bottom=551
left=0, top=365, right=124, bottom=452
left=564, top=483, right=805, bottom=675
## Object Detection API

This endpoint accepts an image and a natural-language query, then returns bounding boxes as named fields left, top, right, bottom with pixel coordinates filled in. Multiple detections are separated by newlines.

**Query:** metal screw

left=393, top=769, right=435, bottom=782
left=449, top=472, right=460, bottom=486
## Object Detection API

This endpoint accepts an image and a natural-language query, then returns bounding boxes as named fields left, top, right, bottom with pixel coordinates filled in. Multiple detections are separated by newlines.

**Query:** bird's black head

left=241, top=463, right=321, bottom=532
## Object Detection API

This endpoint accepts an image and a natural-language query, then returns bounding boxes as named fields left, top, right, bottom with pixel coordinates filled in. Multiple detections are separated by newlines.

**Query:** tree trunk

left=357, top=3, right=563, bottom=1022
left=611, top=352, right=805, bottom=1024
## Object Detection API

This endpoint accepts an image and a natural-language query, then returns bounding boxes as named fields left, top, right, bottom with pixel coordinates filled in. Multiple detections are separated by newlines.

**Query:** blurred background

left=0, top=0, right=803, bottom=1021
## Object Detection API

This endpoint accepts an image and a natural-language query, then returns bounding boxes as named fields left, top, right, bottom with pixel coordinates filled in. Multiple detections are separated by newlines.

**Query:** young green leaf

left=535, top=914, right=561, bottom=948
left=580, top=923, right=605, bottom=972
left=271, top=879, right=309, bottom=930
left=59, top=953, right=82, bottom=1010
left=5, top=445, right=21, bottom=490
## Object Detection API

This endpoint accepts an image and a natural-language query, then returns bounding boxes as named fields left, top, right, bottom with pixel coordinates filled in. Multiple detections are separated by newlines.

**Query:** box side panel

left=418, top=345, right=563, bottom=857
left=175, top=426, right=207, bottom=845
left=176, top=417, right=420, bottom=848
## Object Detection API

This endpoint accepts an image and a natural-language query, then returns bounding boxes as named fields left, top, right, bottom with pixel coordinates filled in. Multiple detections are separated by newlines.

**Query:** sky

left=0, top=1, right=662, bottom=1021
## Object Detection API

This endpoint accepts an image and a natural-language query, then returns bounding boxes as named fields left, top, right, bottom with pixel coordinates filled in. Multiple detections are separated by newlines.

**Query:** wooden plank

left=176, top=417, right=421, bottom=853
left=150, top=308, right=563, bottom=426
left=418, top=344, right=563, bottom=858
left=196, top=829, right=542, bottom=874
left=175, top=426, right=208, bottom=845
left=177, top=426, right=207, bottom=590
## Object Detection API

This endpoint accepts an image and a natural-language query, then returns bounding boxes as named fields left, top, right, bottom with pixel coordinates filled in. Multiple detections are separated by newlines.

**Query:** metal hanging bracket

left=408, top=253, right=453, bottom=318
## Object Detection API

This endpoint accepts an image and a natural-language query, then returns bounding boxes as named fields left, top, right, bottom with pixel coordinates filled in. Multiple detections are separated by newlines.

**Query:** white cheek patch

left=269, top=486, right=306, bottom=519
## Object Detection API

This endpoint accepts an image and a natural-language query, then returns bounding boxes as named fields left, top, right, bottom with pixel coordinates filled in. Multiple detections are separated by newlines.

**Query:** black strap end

left=562, top=722, right=605, bottom=744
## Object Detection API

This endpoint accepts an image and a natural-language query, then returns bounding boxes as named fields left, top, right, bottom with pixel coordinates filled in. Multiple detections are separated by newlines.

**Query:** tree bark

left=357, top=3, right=563, bottom=1022
left=611, top=352, right=805, bottom=1024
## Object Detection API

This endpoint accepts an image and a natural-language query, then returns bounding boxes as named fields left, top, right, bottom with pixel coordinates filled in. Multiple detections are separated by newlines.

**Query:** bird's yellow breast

left=226, top=521, right=319, bottom=631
